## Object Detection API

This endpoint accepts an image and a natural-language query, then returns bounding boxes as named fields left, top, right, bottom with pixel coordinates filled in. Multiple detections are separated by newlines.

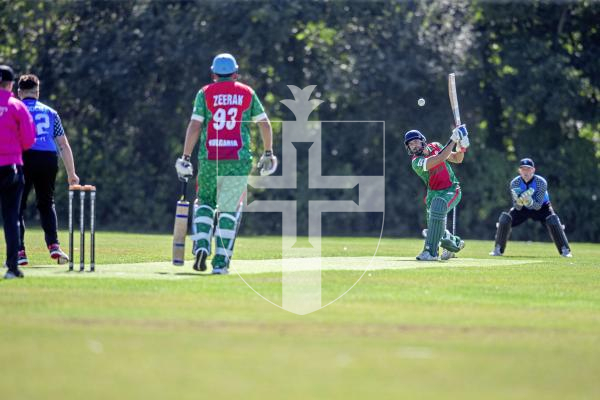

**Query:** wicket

left=68, top=184, right=97, bottom=272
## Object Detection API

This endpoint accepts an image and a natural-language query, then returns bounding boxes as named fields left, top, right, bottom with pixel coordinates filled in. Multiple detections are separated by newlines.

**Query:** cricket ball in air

left=418, top=98, right=426, bottom=107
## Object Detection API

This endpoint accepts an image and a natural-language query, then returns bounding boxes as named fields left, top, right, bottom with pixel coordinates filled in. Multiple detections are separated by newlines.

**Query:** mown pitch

left=1, top=232, right=598, bottom=399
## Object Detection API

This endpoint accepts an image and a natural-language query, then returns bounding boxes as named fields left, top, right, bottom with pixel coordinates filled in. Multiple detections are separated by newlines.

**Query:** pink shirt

left=0, top=88, right=35, bottom=166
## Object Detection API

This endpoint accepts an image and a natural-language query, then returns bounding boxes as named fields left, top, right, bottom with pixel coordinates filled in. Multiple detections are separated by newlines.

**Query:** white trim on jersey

left=252, top=112, right=267, bottom=122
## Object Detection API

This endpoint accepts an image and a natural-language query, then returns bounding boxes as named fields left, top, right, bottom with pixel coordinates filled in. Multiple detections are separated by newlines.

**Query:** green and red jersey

left=191, top=79, right=267, bottom=161
left=411, top=142, right=459, bottom=191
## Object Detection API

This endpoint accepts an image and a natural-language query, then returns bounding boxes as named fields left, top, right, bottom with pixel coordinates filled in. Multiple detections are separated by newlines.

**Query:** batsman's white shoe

left=489, top=245, right=502, bottom=256
left=212, top=266, right=229, bottom=275
left=560, top=247, right=573, bottom=258
left=441, top=250, right=454, bottom=260
left=416, top=250, right=439, bottom=261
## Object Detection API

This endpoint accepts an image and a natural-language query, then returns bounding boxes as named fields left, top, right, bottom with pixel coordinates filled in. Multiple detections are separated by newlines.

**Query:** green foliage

left=1, top=0, right=598, bottom=241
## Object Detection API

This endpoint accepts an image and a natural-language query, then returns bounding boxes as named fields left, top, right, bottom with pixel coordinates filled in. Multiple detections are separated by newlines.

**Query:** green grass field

left=1, top=231, right=599, bottom=399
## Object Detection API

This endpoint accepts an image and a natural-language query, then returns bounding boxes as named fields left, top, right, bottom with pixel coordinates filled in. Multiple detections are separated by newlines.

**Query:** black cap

left=0, top=65, right=15, bottom=83
left=519, top=158, right=535, bottom=168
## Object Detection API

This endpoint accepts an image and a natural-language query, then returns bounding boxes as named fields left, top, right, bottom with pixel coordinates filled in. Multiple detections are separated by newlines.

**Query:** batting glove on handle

left=458, top=137, right=470, bottom=151
left=257, top=150, right=278, bottom=176
left=450, top=127, right=461, bottom=143
left=175, top=156, right=193, bottom=182
left=451, top=124, right=469, bottom=152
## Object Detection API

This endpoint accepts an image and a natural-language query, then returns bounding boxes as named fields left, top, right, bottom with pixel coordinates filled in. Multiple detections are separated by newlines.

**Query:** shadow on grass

left=156, top=272, right=215, bottom=277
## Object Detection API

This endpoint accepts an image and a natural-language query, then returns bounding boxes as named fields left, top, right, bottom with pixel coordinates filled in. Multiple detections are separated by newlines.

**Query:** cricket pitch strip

left=22, top=257, right=542, bottom=280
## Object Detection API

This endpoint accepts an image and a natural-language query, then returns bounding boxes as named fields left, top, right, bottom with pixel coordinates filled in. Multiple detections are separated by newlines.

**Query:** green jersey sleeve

left=411, top=156, right=429, bottom=185
left=250, top=92, right=267, bottom=121
left=191, top=89, right=207, bottom=122
left=412, top=156, right=427, bottom=174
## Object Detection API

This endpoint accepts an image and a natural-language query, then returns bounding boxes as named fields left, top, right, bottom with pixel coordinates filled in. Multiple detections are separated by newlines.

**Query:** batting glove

left=450, top=128, right=461, bottom=143
left=257, top=150, right=278, bottom=176
left=175, top=156, right=194, bottom=181
left=453, top=124, right=468, bottom=138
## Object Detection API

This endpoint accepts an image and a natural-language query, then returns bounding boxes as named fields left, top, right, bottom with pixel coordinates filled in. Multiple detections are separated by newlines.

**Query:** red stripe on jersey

left=447, top=186, right=460, bottom=208
left=425, top=143, right=453, bottom=190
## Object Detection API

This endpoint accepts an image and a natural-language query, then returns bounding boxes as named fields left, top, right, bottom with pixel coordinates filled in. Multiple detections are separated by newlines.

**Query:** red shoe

left=49, top=244, right=69, bottom=265
left=18, top=250, right=28, bottom=266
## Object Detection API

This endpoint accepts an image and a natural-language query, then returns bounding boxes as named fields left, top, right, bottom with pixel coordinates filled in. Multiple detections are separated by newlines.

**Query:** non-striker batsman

left=175, top=53, right=276, bottom=274
left=404, top=126, right=469, bottom=261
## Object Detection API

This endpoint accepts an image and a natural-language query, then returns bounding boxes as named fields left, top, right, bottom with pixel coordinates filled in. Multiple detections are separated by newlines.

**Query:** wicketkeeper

left=175, top=53, right=276, bottom=274
left=490, top=158, right=572, bottom=257
left=404, top=125, right=469, bottom=261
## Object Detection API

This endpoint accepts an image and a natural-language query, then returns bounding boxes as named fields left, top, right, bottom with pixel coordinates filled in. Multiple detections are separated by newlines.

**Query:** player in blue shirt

left=490, top=158, right=572, bottom=257
left=17, top=74, right=79, bottom=265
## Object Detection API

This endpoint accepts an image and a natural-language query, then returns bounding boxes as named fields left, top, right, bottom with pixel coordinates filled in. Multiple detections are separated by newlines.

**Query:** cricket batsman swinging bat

left=172, top=180, right=189, bottom=266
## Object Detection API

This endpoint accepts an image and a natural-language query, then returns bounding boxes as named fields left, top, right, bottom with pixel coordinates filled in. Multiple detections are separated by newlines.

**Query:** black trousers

left=20, top=150, right=59, bottom=250
left=0, top=164, right=24, bottom=269
left=509, top=202, right=555, bottom=228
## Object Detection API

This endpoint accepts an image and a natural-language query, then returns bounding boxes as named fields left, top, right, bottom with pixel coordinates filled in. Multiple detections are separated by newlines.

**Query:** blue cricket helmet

left=404, top=130, right=426, bottom=145
left=211, top=53, right=238, bottom=75
left=404, top=130, right=427, bottom=155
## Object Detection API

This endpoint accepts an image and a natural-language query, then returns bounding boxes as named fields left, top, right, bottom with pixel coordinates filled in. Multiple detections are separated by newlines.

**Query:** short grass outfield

left=1, top=231, right=599, bottom=400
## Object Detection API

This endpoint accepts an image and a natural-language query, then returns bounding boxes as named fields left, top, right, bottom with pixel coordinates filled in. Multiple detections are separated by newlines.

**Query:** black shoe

left=4, top=267, right=25, bottom=279
left=193, top=250, right=208, bottom=272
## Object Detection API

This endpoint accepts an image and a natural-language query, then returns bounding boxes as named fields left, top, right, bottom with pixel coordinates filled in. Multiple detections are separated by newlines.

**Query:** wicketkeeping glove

left=519, top=188, right=535, bottom=207
left=175, top=156, right=194, bottom=181
left=511, top=189, right=520, bottom=204
left=257, top=150, right=278, bottom=176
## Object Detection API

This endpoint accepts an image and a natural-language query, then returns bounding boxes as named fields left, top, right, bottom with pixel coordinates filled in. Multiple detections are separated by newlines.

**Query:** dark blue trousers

left=0, top=164, right=24, bottom=270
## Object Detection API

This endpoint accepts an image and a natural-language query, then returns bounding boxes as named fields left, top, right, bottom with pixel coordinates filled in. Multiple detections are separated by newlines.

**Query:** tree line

left=1, top=0, right=598, bottom=242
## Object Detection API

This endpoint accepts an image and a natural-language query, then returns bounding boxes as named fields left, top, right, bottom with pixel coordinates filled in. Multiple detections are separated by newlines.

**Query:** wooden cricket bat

left=448, top=72, right=462, bottom=238
left=448, top=73, right=461, bottom=127
left=172, top=180, right=189, bottom=266
left=448, top=72, right=467, bottom=154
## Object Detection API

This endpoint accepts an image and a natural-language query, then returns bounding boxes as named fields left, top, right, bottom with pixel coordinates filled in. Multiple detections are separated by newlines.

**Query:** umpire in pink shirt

left=0, top=65, right=35, bottom=279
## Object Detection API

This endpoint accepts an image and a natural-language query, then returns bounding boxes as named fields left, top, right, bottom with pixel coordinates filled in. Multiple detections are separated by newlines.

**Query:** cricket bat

left=448, top=72, right=461, bottom=127
left=172, top=180, right=189, bottom=266
left=448, top=72, right=462, bottom=238
left=442, top=73, right=464, bottom=150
